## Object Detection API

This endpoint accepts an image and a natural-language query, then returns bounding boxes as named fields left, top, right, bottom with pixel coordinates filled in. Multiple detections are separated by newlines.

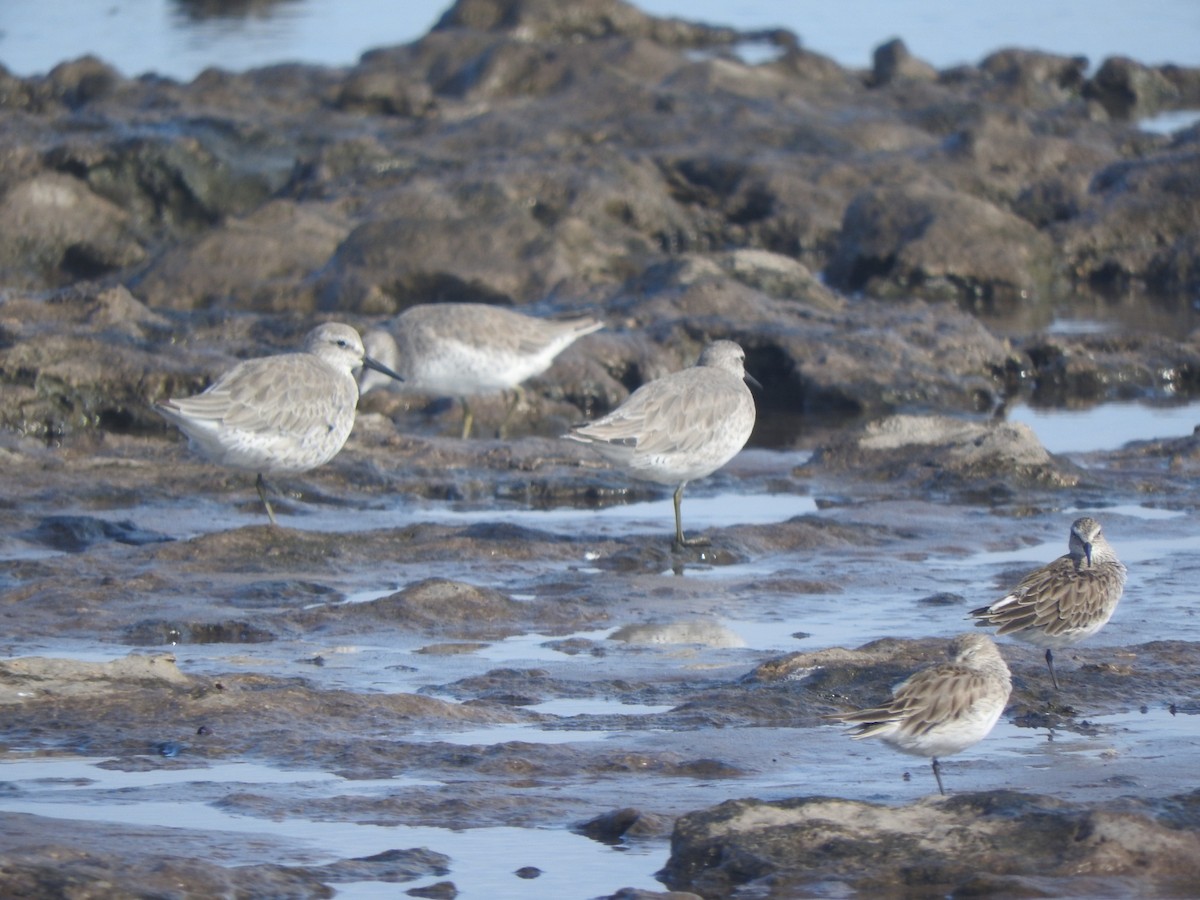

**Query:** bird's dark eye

left=336, top=339, right=349, bottom=348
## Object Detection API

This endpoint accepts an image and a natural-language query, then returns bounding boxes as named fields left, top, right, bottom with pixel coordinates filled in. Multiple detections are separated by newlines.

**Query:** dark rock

left=0, top=849, right=337, bottom=900
left=977, top=48, right=1088, bottom=108
left=407, top=881, right=459, bottom=898
left=600, top=890, right=702, bottom=900
left=809, top=414, right=1077, bottom=495
left=134, top=200, right=351, bottom=311
left=124, top=619, right=276, bottom=645
left=0, top=173, right=146, bottom=288
left=659, top=791, right=1200, bottom=897
left=44, top=57, right=122, bottom=109
left=335, top=65, right=436, bottom=117
left=1058, top=148, right=1200, bottom=304
left=20, top=515, right=173, bottom=552
left=308, top=847, right=451, bottom=884
left=1083, top=56, right=1180, bottom=119
left=869, top=38, right=937, bottom=87
left=45, top=134, right=273, bottom=235
left=576, top=807, right=671, bottom=843
left=826, top=180, right=1059, bottom=313
left=329, top=578, right=535, bottom=640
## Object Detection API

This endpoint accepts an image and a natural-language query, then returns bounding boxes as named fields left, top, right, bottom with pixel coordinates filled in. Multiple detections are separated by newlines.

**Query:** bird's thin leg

left=460, top=397, right=474, bottom=440
left=498, top=385, right=525, bottom=439
left=1045, top=649, right=1061, bottom=691
left=931, top=757, right=946, bottom=796
left=672, top=482, right=710, bottom=549
left=256, top=473, right=278, bottom=526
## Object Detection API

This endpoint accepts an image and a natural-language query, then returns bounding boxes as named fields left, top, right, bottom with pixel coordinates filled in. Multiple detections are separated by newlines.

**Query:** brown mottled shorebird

left=825, top=633, right=1012, bottom=795
left=970, top=516, right=1127, bottom=690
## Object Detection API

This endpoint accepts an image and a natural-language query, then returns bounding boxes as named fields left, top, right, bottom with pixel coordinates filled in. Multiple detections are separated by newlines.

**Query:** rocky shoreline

left=3, top=0, right=1200, bottom=897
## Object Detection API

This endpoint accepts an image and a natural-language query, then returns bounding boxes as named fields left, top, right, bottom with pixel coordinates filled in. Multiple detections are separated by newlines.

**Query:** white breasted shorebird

left=156, top=322, right=403, bottom=524
left=564, top=340, right=759, bottom=549
left=970, top=516, right=1127, bottom=690
left=825, top=633, right=1012, bottom=795
left=358, top=303, right=603, bottom=439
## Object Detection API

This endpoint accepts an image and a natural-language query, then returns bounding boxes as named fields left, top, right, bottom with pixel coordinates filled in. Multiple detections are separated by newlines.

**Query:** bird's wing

left=972, top=555, right=1121, bottom=638
left=165, top=355, right=351, bottom=437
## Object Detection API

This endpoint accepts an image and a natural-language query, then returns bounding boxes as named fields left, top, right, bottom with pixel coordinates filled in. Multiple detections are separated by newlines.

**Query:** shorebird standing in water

left=825, top=633, right=1012, bottom=795
left=564, top=340, right=759, bottom=549
left=156, top=322, right=403, bottom=524
left=970, top=516, right=1127, bottom=690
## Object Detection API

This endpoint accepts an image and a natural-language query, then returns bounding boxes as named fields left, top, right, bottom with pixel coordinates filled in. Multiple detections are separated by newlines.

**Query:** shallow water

left=0, top=756, right=668, bottom=899
left=1008, top=398, right=1200, bottom=454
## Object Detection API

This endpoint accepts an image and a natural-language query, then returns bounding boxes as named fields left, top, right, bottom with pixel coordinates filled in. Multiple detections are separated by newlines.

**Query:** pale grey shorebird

left=825, top=633, right=1012, bottom=795
left=155, top=322, right=403, bottom=525
left=358, top=303, right=604, bottom=439
left=970, top=516, right=1126, bottom=691
left=563, top=340, right=759, bottom=549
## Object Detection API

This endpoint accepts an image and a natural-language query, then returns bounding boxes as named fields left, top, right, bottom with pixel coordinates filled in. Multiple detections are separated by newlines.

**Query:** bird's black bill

left=744, top=373, right=763, bottom=391
left=362, top=355, right=404, bottom=383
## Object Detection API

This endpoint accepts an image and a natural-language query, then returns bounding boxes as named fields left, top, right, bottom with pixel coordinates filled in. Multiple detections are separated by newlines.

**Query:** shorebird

left=825, top=633, right=1012, bottom=795
left=358, top=303, right=603, bottom=439
left=970, top=516, right=1127, bottom=690
left=155, top=322, right=403, bottom=524
left=563, top=340, right=758, bottom=549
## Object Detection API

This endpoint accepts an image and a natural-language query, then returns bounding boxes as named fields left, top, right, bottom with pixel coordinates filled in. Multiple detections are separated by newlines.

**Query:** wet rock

left=337, top=578, right=536, bottom=640
left=609, top=621, right=746, bottom=648
left=869, top=38, right=937, bottom=87
left=45, top=133, right=274, bottom=235
left=976, top=48, right=1088, bottom=109
left=20, top=515, right=173, bottom=552
left=335, top=63, right=436, bottom=117
left=124, top=619, right=276, bottom=645
left=826, top=179, right=1058, bottom=313
left=43, top=56, right=122, bottom=109
left=0, top=654, right=191, bottom=704
left=0, top=846, right=337, bottom=899
left=600, top=890, right=702, bottom=900
left=306, top=847, right=451, bottom=884
left=407, top=881, right=460, bottom=898
left=433, top=0, right=741, bottom=47
left=0, top=173, right=146, bottom=288
left=576, top=807, right=671, bottom=843
left=659, top=790, right=1200, bottom=897
left=0, top=284, right=178, bottom=437
left=1083, top=56, right=1181, bottom=119
left=1058, top=148, right=1200, bottom=303
left=809, top=413, right=1077, bottom=494
left=1017, top=330, right=1200, bottom=405
left=134, top=200, right=352, bottom=311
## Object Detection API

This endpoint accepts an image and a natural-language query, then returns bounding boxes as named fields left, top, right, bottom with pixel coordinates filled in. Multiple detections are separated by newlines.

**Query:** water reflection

left=1009, top=399, right=1200, bottom=454
left=171, top=0, right=304, bottom=22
